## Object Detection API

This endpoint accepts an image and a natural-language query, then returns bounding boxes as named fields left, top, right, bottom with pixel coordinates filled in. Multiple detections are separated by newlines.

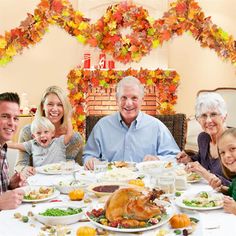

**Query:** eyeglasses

left=197, top=112, right=221, bottom=121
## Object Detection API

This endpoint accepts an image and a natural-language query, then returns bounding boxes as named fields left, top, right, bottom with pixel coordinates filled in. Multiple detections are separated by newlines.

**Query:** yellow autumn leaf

left=6, top=45, right=17, bottom=57
left=78, top=22, right=89, bottom=31
left=108, top=21, right=117, bottom=30
left=0, top=38, right=7, bottom=49
left=76, top=34, right=87, bottom=44
left=161, top=102, right=168, bottom=109
left=146, top=16, right=155, bottom=25
left=152, top=39, right=160, bottom=48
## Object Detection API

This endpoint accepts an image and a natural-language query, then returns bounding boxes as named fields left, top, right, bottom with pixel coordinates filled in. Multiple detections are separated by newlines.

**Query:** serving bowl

left=87, top=182, right=129, bottom=197
left=55, top=179, right=91, bottom=194
left=33, top=203, right=84, bottom=225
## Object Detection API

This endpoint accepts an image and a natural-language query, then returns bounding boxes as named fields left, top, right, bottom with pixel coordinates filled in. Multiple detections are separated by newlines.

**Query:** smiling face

left=32, top=127, right=55, bottom=147
left=43, top=93, right=64, bottom=127
left=0, top=101, right=20, bottom=145
left=218, top=134, right=236, bottom=173
left=197, top=108, right=226, bottom=138
left=117, top=84, right=143, bottom=126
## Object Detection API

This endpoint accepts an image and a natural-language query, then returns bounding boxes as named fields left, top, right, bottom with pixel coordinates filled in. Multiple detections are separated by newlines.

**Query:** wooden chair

left=86, top=113, right=187, bottom=150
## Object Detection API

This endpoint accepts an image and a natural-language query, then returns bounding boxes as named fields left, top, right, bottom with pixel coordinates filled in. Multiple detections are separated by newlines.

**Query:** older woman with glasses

left=177, top=92, right=231, bottom=186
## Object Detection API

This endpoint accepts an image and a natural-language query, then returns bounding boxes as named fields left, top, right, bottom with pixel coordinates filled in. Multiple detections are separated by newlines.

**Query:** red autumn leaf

left=91, top=77, right=99, bottom=86
left=175, top=2, right=187, bottom=15
left=169, top=85, right=176, bottom=93
left=87, top=38, right=98, bottom=47
left=51, top=0, right=63, bottom=13
left=161, top=30, right=171, bottom=41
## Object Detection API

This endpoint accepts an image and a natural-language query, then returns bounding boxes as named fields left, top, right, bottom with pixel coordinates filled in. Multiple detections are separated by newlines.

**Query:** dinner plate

left=36, top=163, right=81, bottom=175
left=22, top=186, right=60, bottom=203
left=86, top=201, right=174, bottom=233
left=175, top=191, right=223, bottom=210
left=187, top=173, right=202, bottom=183
left=136, top=160, right=175, bottom=175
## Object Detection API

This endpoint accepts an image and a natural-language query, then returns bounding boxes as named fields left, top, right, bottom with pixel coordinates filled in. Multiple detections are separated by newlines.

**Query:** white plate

left=33, top=202, right=84, bottom=225
left=175, top=192, right=223, bottom=210
left=36, top=163, right=81, bottom=175
left=136, top=161, right=175, bottom=174
left=86, top=201, right=174, bottom=233
left=187, top=173, right=202, bottom=183
left=22, top=186, right=60, bottom=203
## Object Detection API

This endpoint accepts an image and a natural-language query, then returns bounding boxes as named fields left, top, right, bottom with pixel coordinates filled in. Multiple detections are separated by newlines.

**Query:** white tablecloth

left=1, top=171, right=236, bottom=236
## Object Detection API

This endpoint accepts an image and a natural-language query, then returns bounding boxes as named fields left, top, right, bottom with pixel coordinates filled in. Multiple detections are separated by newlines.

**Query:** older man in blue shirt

left=83, top=76, right=180, bottom=170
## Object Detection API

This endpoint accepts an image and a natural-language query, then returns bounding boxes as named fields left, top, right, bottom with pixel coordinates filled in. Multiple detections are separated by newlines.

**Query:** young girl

left=8, top=116, right=73, bottom=167
left=217, top=128, right=236, bottom=215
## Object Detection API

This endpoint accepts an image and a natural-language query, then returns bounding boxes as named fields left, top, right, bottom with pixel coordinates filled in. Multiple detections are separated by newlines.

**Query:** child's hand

left=223, top=196, right=236, bottom=215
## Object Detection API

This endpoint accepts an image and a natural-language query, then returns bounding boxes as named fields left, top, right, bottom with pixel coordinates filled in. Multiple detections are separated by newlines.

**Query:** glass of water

left=94, top=160, right=108, bottom=173
left=158, top=174, right=175, bottom=194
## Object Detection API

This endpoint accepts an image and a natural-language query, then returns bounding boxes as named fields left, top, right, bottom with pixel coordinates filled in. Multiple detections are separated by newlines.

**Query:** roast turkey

left=105, top=187, right=165, bottom=222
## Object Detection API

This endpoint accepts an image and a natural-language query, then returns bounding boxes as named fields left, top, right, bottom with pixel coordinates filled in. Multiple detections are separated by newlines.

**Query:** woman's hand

left=223, top=196, right=236, bottom=215
left=185, top=161, right=211, bottom=180
left=208, top=175, right=222, bottom=189
left=176, top=151, right=191, bottom=164
left=144, top=155, right=159, bottom=161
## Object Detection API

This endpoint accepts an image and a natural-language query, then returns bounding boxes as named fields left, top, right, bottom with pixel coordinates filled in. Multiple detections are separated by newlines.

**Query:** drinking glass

left=94, top=160, right=108, bottom=174
left=158, top=174, right=175, bottom=194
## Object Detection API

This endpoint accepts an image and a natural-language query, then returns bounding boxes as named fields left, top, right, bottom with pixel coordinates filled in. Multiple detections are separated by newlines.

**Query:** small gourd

left=68, top=189, right=85, bottom=201
left=128, top=179, right=145, bottom=187
left=76, top=226, right=96, bottom=236
left=169, top=213, right=191, bottom=228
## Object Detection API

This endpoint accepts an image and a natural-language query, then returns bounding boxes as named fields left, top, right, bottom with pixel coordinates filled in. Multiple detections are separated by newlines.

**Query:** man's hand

left=0, top=188, right=24, bottom=210
left=84, top=158, right=100, bottom=170
left=144, top=155, right=159, bottom=161
left=22, top=166, right=36, bottom=178
left=176, top=151, right=191, bottom=164
left=9, top=172, right=26, bottom=189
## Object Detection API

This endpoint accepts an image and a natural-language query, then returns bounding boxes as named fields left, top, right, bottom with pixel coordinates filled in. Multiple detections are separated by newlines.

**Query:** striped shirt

left=0, top=144, right=9, bottom=194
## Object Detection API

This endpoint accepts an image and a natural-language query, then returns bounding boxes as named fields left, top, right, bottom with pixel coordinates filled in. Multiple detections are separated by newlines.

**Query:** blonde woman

left=14, top=86, right=83, bottom=176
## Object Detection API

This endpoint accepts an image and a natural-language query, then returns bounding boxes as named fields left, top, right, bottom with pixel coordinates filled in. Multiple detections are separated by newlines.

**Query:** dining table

left=1, top=164, right=236, bottom=236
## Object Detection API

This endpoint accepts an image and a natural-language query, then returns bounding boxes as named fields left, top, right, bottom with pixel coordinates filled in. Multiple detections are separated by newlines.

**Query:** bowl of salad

left=33, top=203, right=84, bottom=225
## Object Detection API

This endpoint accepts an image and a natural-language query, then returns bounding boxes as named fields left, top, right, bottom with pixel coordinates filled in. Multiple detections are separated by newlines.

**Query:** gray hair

left=195, top=92, right=227, bottom=117
left=116, top=76, right=144, bottom=99
left=31, top=117, right=55, bottom=134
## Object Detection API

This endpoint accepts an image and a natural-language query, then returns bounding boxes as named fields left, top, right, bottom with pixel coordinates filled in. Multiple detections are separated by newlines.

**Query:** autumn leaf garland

left=0, top=0, right=235, bottom=65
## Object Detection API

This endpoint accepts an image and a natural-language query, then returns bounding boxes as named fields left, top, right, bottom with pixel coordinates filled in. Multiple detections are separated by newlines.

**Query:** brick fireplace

left=85, top=85, right=159, bottom=116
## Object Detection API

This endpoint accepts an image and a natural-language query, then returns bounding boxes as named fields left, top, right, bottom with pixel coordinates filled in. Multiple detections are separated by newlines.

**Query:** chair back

left=86, top=113, right=187, bottom=150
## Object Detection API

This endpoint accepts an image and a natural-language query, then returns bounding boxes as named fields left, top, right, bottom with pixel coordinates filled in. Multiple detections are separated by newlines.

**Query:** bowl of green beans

left=34, top=203, right=84, bottom=225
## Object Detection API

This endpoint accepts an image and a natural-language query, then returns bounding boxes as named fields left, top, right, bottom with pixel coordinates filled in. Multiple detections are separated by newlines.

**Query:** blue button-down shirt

left=83, top=112, right=180, bottom=164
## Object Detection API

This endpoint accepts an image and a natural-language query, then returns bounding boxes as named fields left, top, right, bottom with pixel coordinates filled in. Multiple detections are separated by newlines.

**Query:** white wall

left=0, top=0, right=235, bottom=118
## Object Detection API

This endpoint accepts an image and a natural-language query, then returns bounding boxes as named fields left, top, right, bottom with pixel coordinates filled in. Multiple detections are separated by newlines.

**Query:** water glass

left=158, top=174, right=175, bottom=194
left=94, top=160, right=108, bottom=173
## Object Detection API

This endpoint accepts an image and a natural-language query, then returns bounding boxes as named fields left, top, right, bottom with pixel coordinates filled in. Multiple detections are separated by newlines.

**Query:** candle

left=99, top=53, right=106, bottom=69
left=84, top=53, right=91, bottom=69
left=108, top=60, right=115, bottom=69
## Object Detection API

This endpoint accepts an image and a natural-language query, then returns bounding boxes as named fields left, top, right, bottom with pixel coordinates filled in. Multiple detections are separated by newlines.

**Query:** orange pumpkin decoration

left=76, top=226, right=96, bottom=236
left=169, top=213, right=191, bottom=228
left=68, top=189, right=85, bottom=201
left=128, top=179, right=145, bottom=187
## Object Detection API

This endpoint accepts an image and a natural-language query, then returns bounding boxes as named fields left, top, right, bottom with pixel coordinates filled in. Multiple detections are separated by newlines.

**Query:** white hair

left=116, top=76, right=144, bottom=99
left=195, top=92, right=227, bottom=117
left=31, top=117, right=55, bottom=134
